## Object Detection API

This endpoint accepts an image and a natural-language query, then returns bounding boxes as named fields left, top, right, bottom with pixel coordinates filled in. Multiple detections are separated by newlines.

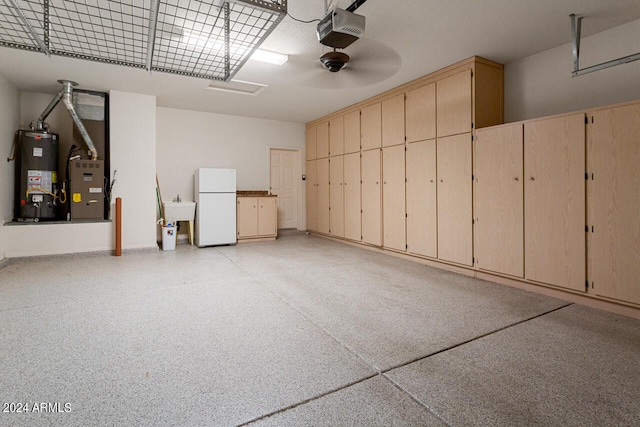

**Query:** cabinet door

left=330, top=116, right=344, bottom=157
left=237, top=197, right=258, bottom=238
left=344, top=110, right=361, bottom=154
left=316, top=157, right=330, bottom=234
left=362, top=149, right=382, bottom=246
left=344, top=152, right=361, bottom=242
left=306, top=126, right=317, bottom=160
left=382, top=145, right=406, bottom=251
left=437, top=133, right=473, bottom=266
left=588, top=104, right=640, bottom=305
left=306, top=160, right=317, bottom=231
left=406, top=139, right=437, bottom=258
left=406, top=83, right=436, bottom=143
left=361, top=103, right=382, bottom=151
left=382, top=94, right=405, bottom=147
left=329, top=155, right=345, bottom=237
left=524, top=113, right=585, bottom=291
left=258, top=197, right=277, bottom=236
left=316, top=121, right=330, bottom=158
left=437, top=70, right=472, bottom=138
left=475, top=124, right=524, bottom=277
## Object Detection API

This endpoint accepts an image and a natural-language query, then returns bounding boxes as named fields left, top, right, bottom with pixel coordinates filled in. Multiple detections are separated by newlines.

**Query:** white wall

left=156, top=106, right=305, bottom=214
left=0, top=74, right=20, bottom=260
left=109, top=91, right=158, bottom=250
left=505, top=18, right=640, bottom=122
left=2, top=90, right=157, bottom=257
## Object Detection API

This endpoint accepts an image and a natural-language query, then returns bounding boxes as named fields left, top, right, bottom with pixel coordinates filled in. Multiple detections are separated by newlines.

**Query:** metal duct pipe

left=36, top=80, right=99, bottom=160
left=59, top=80, right=98, bottom=160
left=36, top=91, right=63, bottom=131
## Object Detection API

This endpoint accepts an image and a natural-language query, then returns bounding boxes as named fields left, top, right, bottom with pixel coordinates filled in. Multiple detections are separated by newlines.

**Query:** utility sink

left=163, top=201, right=196, bottom=222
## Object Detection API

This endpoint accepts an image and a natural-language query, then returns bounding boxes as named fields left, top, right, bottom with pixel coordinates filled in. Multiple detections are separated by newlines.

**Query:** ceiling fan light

left=320, top=51, right=350, bottom=72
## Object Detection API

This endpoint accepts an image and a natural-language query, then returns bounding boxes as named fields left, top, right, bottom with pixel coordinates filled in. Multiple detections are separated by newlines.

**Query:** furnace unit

left=69, top=159, right=104, bottom=220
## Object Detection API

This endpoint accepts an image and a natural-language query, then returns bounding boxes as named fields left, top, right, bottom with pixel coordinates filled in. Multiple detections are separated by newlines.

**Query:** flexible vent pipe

left=36, top=80, right=99, bottom=160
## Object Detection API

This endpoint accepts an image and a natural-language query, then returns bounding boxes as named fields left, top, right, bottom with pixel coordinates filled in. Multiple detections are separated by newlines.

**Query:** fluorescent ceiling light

left=180, top=31, right=287, bottom=65
left=207, top=79, right=268, bottom=96
left=250, top=49, right=288, bottom=65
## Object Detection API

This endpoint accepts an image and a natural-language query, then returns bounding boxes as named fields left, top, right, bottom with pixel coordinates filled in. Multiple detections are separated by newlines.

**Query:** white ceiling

left=1, top=0, right=639, bottom=124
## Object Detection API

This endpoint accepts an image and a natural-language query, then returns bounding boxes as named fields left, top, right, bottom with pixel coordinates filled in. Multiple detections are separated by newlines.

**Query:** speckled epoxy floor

left=1, top=231, right=639, bottom=426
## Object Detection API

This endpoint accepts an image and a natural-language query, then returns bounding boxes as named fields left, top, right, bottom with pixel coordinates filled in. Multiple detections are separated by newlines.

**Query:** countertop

left=236, top=191, right=277, bottom=197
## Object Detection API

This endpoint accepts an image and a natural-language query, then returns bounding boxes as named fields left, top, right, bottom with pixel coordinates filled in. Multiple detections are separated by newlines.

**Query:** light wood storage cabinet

left=437, top=70, right=472, bottom=137
left=306, top=122, right=329, bottom=160
left=330, top=116, right=344, bottom=156
left=329, top=155, right=345, bottom=237
left=382, top=144, right=406, bottom=251
left=306, top=57, right=503, bottom=255
left=437, top=133, right=473, bottom=266
left=305, top=159, right=317, bottom=231
left=316, top=157, right=330, bottom=234
left=343, top=152, right=361, bottom=242
left=362, top=149, right=382, bottom=246
left=406, top=139, right=437, bottom=257
left=306, top=125, right=316, bottom=161
left=587, top=102, right=640, bottom=305
left=344, top=110, right=361, bottom=154
left=237, top=196, right=277, bottom=240
left=361, top=103, right=382, bottom=151
left=474, top=123, right=524, bottom=278
left=382, top=94, right=405, bottom=147
left=306, top=157, right=330, bottom=234
left=524, top=113, right=585, bottom=292
left=302, top=57, right=640, bottom=314
left=406, top=83, right=436, bottom=143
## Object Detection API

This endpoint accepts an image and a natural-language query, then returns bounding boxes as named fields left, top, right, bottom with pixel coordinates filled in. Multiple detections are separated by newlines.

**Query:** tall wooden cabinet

left=329, top=155, right=345, bottom=237
left=362, top=149, right=382, bottom=246
left=406, top=139, right=437, bottom=257
left=587, top=102, right=640, bottom=305
left=474, top=123, right=524, bottom=277
left=305, top=157, right=330, bottom=234
left=306, top=56, right=503, bottom=262
left=305, top=159, right=317, bottom=231
left=382, top=145, right=406, bottom=251
left=437, top=133, right=473, bottom=266
left=343, top=152, right=361, bottom=242
left=524, top=113, right=585, bottom=292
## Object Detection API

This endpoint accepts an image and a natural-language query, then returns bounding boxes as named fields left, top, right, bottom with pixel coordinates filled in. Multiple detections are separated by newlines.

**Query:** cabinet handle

left=513, top=177, right=519, bottom=181
left=530, top=177, right=535, bottom=181
left=440, top=179, right=443, bottom=183
left=430, top=180, right=434, bottom=183
left=384, top=181, right=387, bottom=184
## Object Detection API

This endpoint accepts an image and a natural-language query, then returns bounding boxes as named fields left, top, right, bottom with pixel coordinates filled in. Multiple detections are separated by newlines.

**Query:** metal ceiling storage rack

left=0, top=0, right=287, bottom=81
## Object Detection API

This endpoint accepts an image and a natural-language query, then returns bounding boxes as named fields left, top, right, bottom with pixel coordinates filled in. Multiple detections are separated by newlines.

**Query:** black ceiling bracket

left=347, top=0, right=369, bottom=13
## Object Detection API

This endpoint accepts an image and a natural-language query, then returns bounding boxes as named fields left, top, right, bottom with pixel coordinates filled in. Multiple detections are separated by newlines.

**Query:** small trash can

left=162, top=224, right=177, bottom=250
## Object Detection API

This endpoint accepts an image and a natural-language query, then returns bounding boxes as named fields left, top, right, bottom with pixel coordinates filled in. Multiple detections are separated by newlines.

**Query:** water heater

left=13, top=130, right=59, bottom=221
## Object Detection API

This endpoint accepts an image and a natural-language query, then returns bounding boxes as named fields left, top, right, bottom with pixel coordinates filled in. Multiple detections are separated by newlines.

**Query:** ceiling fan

left=284, top=0, right=400, bottom=89
left=316, top=0, right=368, bottom=72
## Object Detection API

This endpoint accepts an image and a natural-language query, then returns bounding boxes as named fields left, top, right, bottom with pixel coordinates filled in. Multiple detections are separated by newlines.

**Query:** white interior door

left=270, top=148, right=300, bottom=229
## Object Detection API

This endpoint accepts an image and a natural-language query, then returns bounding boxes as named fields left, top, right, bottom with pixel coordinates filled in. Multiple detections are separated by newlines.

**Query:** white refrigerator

left=194, top=168, right=237, bottom=247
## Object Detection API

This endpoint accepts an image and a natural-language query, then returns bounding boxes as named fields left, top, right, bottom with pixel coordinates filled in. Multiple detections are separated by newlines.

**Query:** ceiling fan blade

left=287, top=38, right=401, bottom=89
